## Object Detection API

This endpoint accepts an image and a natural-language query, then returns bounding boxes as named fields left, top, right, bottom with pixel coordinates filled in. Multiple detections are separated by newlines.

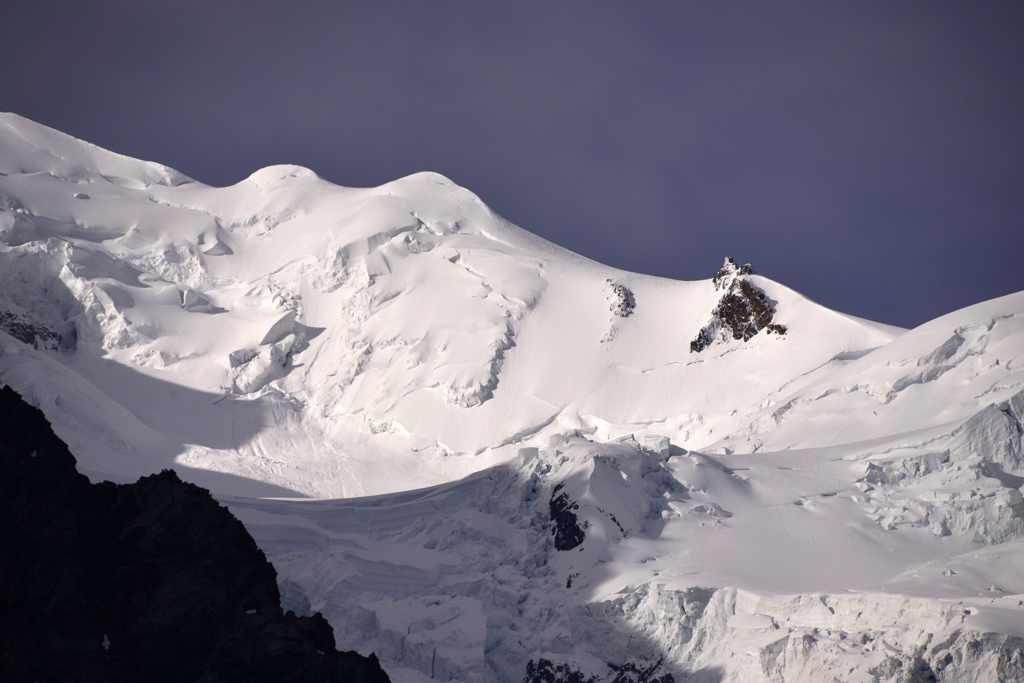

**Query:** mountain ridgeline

left=2, top=113, right=1024, bottom=682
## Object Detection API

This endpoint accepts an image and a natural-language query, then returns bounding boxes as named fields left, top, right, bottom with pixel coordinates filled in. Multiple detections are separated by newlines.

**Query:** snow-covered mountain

left=2, top=112, right=1023, bottom=682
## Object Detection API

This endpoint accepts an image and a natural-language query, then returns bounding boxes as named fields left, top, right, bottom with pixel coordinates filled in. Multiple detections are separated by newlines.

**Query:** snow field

left=2, top=112, right=1023, bottom=681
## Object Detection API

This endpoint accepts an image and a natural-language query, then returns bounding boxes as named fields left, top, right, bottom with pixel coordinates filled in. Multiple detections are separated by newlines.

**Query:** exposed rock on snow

left=0, top=307, right=64, bottom=351
left=607, top=280, right=636, bottom=318
left=601, top=280, right=637, bottom=344
left=691, top=257, right=786, bottom=353
left=522, top=657, right=674, bottom=683
left=549, top=483, right=586, bottom=551
left=712, top=256, right=755, bottom=289
left=0, top=385, right=390, bottom=683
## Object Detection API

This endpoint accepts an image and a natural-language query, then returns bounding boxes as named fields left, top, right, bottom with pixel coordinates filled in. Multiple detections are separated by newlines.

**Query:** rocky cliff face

left=0, top=385, right=390, bottom=683
left=691, top=257, right=786, bottom=353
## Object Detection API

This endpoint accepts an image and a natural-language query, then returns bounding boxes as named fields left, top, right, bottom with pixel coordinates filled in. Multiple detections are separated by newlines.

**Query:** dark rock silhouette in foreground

left=0, top=385, right=390, bottom=683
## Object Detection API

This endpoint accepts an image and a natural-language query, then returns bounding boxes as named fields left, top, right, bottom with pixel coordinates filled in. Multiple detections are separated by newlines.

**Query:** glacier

left=1, top=112, right=1023, bottom=681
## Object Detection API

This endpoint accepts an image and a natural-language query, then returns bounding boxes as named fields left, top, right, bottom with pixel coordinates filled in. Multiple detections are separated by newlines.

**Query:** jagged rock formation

left=0, top=385, right=390, bottom=683
left=691, top=257, right=786, bottom=353
left=607, top=280, right=636, bottom=318
left=712, top=256, right=754, bottom=287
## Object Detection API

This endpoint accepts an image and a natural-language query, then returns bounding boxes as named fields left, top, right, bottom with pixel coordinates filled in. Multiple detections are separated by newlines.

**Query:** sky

left=2, top=1, right=1022, bottom=329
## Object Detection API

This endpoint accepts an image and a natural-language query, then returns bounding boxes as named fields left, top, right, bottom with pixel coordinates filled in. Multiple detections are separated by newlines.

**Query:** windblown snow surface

left=2, top=113, right=1023, bottom=682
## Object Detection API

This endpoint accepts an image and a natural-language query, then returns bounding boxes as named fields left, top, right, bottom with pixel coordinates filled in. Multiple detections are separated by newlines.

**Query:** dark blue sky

left=3, top=1, right=1022, bottom=328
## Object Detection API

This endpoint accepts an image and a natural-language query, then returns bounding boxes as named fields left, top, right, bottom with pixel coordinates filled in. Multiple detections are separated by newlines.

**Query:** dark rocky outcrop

left=524, top=658, right=597, bottom=683
left=711, top=257, right=754, bottom=287
left=607, top=281, right=636, bottom=318
left=690, top=257, right=786, bottom=353
left=522, top=657, right=675, bottom=683
left=0, top=309, right=63, bottom=351
left=0, top=385, right=390, bottom=683
left=549, top=483, right=586, bottom=551
left=606, top=659, right=675, bottom=683
left=715, top=278, right=782, bottom=342
left=688, top=326, right=716, bottom=355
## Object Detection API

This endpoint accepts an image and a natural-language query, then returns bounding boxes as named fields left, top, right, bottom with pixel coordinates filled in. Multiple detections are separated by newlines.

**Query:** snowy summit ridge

left=1, top=113, right=1023, bottom=682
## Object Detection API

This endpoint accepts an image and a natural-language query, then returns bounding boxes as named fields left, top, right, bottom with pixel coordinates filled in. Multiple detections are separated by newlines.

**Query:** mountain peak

left=711, top=256, right=755, bottom=290
left=243, top=164, right=322, bottom=187
left=691, top=257, right=785, bottom=353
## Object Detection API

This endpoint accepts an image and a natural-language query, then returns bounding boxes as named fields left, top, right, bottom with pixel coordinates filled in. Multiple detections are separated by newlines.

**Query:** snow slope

left=0, top=112, right=901, bottom=499
left=2, top=113, right=1023, bottom=681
